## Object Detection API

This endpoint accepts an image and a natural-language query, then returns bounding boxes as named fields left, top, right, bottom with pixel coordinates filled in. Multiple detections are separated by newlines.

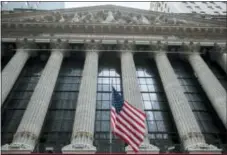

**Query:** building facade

left=150, top=2, right=227, bottom=15
left=1, top=5, right=227, bottom=154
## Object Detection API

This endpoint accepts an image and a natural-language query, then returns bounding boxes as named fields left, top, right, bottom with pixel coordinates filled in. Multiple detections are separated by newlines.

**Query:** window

left=34, top=55, right=84, bottom=153
left=1, top=57, right=46, bottom=145
left=170, top=56, right=227, bottom=149
left=135, top=56, right=179, bottom=152
left=94, top=57, right=125, bottom=153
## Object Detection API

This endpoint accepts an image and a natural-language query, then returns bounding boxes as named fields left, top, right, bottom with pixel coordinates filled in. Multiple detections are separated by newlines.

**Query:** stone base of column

left=1, top=143, right=33, bottom=154
left=62, top=143, right=96, bottom=154
left=125, top=142, right=160, bottom=154
left=186, top=143, right=222, bottom=154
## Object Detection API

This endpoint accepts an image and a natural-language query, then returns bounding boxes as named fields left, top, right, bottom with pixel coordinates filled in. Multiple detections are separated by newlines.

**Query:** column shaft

left=62, top=50, right=98, bottom=153
left=154, top=53, right=220, bottom=152
left=120, top=51, right=159, bottom=153
left=216, top=53, right=227, bottom=74
left=188, top=54, right=227, bottom=129
left=2, top=49, right=30, bottom=105
left=3, top=50, right=64, bottom=152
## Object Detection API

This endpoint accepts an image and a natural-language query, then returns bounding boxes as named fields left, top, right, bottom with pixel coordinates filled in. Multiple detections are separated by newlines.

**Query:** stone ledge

left=125, top=142, right=160, bottom=154
left=62, top=143, right=96, bottom=154
left=1, top=143, right=33, bottom=154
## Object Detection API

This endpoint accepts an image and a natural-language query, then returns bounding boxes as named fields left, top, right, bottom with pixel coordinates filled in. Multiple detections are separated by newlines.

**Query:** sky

left=65, top=2, right=150, bottom=10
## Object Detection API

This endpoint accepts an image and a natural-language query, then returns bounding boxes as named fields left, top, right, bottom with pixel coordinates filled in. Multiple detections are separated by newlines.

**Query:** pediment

left=2, top=5, right=225, bottom=27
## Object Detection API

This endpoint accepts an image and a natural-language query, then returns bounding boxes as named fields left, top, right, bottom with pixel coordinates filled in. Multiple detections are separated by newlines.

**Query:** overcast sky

left=65, top=2, right=150, bottom=10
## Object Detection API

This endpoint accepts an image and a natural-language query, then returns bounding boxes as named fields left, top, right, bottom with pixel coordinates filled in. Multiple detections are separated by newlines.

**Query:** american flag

left=111, top=87, right=146, bottom=152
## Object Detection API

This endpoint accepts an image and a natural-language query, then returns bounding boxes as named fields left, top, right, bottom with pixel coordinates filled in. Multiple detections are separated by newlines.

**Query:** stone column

left=119, top=40, right=160, bottom=153
left=1, top=39, right=36, bottom=106
left=183, top=42, right=227, bottom=129
left=1, top=39, right=68, bottom=153
left=152, top=41, right=221, bottom=153
left=211, top=43, right=227, bottom=74
left=62, top=40, right=101, bottom=154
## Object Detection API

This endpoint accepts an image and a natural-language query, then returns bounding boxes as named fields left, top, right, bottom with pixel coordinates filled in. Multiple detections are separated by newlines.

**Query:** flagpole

left=109, top=78, right=113, bottom=153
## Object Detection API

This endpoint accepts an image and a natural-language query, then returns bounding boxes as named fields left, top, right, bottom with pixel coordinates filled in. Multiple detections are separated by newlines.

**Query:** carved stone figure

left=71, top=13, right=80, bottom=23
left=139, top=15, right=150, bottom=24
left=102, top=11, right=116, bottom=23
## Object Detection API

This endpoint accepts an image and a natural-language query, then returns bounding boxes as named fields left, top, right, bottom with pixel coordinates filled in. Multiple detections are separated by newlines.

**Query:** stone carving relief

left=4, top=9, right=210, bottom=26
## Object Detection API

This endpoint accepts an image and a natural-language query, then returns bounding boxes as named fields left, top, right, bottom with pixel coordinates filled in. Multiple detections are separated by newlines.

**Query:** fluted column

left=183, top=42, right=227, bottom=129
left=151, top=41, right=221, bottom=153
left=1, top=39, right=35, bottom=106
left=1, top=39, right=68, bottom=153
left=62, top=40, right=101, bottom=154
left=119, top=40, right=159, bottom=153
left=211, top=43, right=227, bottom=74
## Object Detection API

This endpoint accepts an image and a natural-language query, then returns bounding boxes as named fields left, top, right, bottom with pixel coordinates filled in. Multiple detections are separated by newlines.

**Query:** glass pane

left=144, top=101, right=152, bottom=110
left=146, top=111, right=154, bottom=120
left=147, top=121, right=157, bottom=132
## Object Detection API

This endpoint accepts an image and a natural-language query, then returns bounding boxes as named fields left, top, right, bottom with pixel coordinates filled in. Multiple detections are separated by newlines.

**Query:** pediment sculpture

left=3, top=6, right=217, bottom=26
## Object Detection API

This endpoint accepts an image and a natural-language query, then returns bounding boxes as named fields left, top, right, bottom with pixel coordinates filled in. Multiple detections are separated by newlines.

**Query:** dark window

left=135, top=55, right=180, bottom=152
left=1, top=57, right=46, bottom=145
left=34, top=54, right=84, bottom=153
left=170, top=56, right=227, bottom=150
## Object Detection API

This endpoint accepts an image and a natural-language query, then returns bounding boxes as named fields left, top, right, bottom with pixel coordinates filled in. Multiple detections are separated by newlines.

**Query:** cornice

left=2, top=22, right=226, bottom=39
left=2, top=37, right=226, bottom=47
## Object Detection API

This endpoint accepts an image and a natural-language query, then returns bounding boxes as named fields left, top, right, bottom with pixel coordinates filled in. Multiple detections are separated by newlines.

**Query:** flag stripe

left=124, top=101, right=146, bottom=119
left=122, top=106, right=146, bottom=128
left=115, top=117, right=141, bottom=144
left=116, top=115, right=144, bottom=141
left=114, top=129, right=139, bottom=152
left=117, top=117, right=144, bottom=141
left=125, top=101, right=146, bottom=117
left=119, top=110, right=145, bottom=135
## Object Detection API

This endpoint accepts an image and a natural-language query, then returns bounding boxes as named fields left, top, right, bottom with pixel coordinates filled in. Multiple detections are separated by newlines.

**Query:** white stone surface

left=1, top=49, right=30, bottom=106
left=62, top=50, right=99, bottom=153
left=120, top=51, right=160, bottom=153
left=154, top=52, right=221, bottom=152
left=188, top=53, right=227, bottom=129
left=1, top=50, right=64, bottom=153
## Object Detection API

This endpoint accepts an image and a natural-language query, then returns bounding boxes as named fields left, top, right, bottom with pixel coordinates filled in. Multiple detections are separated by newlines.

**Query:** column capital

left=150, top=41, right=168, bottom=57
left=16, top=38, right=36, bottom=50
left=117, top=40, right=135, bottom=52
left=181, top=41, right=201, bottom=54
left=50, top=38, right=69, bottom=51
left=84, top=39, right=102, bottom=53
left=150, top=40, right=168, bottom=52
left=213, top=43, right=227, bottom=54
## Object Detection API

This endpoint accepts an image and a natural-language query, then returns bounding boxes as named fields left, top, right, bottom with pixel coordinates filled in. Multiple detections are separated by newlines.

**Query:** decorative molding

left=16, top=38, right=36, bottom=49
left=73, top=131, right=93, bottom=141
left=150, top=40, right=168, bottom=51
left=117, top=40, right=135, bottom=51
left=84, top=39, right=102, bottom=52
left=181, top=41, right=201, bottom=53
left=50, top=38, right=69, bottom=51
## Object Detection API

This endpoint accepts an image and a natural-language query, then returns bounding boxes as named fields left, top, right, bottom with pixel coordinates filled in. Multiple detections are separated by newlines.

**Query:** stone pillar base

left=186, top=143, right=222, bottom=154
left=1, top=143, right=33, bottom=154
left=126, top=143, right=160, bottom=154
left=62, top=143, right=96, bottom=154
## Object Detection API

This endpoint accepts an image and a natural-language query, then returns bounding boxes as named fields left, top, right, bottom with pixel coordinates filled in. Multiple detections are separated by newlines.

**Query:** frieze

left=2, top=9, right=219, bottom=27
